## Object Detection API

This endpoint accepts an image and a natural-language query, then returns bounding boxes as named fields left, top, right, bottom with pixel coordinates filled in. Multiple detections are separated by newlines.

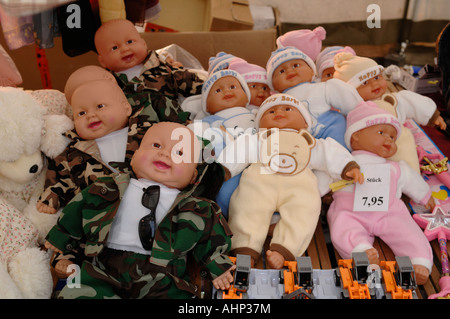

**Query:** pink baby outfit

left=327, top=150, right=433, bottom=272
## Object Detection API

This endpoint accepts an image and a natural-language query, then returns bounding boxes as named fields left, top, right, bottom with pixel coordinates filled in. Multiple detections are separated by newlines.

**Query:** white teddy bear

left=0, top=87, right=73, bottom=298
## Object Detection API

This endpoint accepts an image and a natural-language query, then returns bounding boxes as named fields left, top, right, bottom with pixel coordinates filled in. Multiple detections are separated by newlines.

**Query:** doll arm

left=324, top=78, right=363, bottom=114
left=394, top=90, right=437, bottom=126
left=45, top=190, right=86, bottom=253
left=38, top=151, right=78, bottom=212
left=310, top=137, right=360, bottom=181
left=397, top=160, right=433, bottom=206
left=217, top=132, right=258, bottom=177
left=212, top=265, right=236, bottom=290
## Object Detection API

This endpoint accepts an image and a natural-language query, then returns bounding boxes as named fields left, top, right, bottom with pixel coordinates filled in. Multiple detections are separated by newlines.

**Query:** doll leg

left=216, top=172, right=242, bottom=219
left=327, top=201, right=376, bottom=260
left=228, top=169, right=277, bottom=263
left=270, top=187, right=321, bottom=261
left=374, top=208, right=433, bottom=284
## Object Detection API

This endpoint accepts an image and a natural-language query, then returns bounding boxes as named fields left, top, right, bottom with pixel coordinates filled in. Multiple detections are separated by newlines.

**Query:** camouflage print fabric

left=47, top=163, right=233, bottom=299
left=114, top=50, right=204, bottom=124
left=39, top=115, right=152, bottom=211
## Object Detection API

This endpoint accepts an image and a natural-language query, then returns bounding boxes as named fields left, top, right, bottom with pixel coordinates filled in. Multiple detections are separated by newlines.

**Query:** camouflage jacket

left=39, top=115, right=152, bottom=211
left=46, top=162, right=233, bottom=289
left=114, top=50, right=204, bottom=124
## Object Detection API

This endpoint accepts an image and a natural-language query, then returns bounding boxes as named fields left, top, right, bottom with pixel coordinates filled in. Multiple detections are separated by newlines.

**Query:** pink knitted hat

left=345, top=100, right=402, bottom=150
left=276, top=26, right=326, bottom=61
left=228, top=58, right=268, bottom=85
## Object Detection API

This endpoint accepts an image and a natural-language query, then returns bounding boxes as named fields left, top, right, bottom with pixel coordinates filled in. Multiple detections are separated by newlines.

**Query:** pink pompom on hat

left=345, top=100, right=402, bottom=150
left=228, top=58, right=268, bottom=85
left=276, top=26, right=326, bottom=61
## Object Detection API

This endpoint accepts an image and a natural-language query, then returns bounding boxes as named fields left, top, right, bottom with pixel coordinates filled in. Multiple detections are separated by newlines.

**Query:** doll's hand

left=37, top=200, right=57, bottom=214
left=54, top=259, right=76, bottom=279
left=45, top=240, right=63, bottom=254
left=345, top=167, right=364, bottom=184
left=435, top=116, right=447, bottom=131
left=425, top=196, right=436, bottom=212
left=212, top=265, right=236, bottom=290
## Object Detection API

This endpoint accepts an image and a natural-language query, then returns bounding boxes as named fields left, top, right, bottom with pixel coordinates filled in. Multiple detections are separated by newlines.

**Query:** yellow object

left=98, top=0, right=126, bottom=24
left=329, top=175, right=363, bottom=192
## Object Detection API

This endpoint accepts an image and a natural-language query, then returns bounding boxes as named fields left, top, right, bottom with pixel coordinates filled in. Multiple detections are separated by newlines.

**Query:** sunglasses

left=138, top=185, right=160, bottom=250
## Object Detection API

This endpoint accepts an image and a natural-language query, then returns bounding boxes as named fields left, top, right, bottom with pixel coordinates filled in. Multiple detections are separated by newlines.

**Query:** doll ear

left=299, top=129, right=316, bottom=148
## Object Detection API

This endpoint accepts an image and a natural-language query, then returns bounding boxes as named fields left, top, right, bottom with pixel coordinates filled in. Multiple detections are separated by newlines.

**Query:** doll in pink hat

left=229, top=58, right=271, bottom=111
left=334, top=52, right=447, bottom=172
left=327, top=101, right=435, bottom=285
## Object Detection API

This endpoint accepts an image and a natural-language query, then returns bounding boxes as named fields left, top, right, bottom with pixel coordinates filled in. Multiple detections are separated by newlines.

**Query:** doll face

left=71, top=81, right=132, bottom=140
left=350, top=123, right=398, bottom=158
left=271, top=59, right=315, bottom=92
left=320, top=67, right=335, bottom=82
left=131, top=122, right=199, bottom=190
left=259, top=104, right=308, bottom=131
left=95, top=19, right=148, bottom=72
left=248, top=82, right=271, bottom=106
left=206, top=76, right=249, bottom=114
left=356, top=74, right=388, bottom=101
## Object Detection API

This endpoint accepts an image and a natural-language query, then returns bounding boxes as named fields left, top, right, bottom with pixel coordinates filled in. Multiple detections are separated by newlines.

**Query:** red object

left=35, top=45, right=51, bottom=89
left=144, top=22, right=178, bottom=33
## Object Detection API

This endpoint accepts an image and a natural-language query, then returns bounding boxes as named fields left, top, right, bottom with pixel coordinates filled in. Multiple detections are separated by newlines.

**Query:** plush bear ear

left=373, top=93, right=398, bottom=117
left=299, top=129, right=316, bottom=148
left=40, top=114, right=74, bottom=159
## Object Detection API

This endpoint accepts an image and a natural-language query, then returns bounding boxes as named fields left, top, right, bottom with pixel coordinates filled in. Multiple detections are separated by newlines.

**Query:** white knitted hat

left=255, top=93, right=312, bottom=129
left=201, top=69, right=251, bottom=113
left=266, top=46, right=317, bottom=91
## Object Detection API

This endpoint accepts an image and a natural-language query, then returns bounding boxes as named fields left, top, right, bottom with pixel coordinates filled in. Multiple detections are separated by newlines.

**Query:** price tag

left=353, top=164, right=390, bottom=212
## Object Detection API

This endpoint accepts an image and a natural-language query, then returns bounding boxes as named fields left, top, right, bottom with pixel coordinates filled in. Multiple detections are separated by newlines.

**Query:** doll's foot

left=266, top=250, right=285, bottom=269
left=365, top=248, right=380, bottom=265
left=413, top=265, right=429, bottom=286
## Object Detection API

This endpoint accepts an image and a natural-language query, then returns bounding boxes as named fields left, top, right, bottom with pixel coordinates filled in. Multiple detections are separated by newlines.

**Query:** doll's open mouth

left=153, top=161, right=171, bottom=170
left=122, top=54, right=134, bottom=62
left=88, top=121, right=102, bottom=129
left=223, top=94, right=235, bottom=100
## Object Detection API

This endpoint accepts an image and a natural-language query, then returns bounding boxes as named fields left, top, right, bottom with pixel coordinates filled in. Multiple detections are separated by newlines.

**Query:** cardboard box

left=205, top=0, right=254, bottom=31
left=397, top=64, right=442, bottom=94
left=1, top=28, right=277, bottom=91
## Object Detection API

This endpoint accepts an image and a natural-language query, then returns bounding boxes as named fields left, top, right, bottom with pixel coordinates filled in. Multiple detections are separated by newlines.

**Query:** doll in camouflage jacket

left=94, top=19, right=204, bottom=124
left=45, top=122, right=234, bottom=299
left=37, top=66, right=153, bottom=214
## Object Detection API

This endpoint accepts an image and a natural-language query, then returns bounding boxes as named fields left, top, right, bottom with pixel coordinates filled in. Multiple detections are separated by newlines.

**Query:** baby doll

left=45, top=122, right=235, bottom=298
left=333, top=52, right=447, bottom=172
left=229, top=58, right=271, bottom=111
left=194, top=69, right=256, bottom=153
left=94, top=18, right=203, bottom=124
left=327, top=101, right=435, bottom=285
left=221, top=93, right=363, bottom=269
left=37, top=66, right=135, bottom=215
left=266, top=46, right=363, bottom=149
left=315, top=46, right=356, bottom=82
